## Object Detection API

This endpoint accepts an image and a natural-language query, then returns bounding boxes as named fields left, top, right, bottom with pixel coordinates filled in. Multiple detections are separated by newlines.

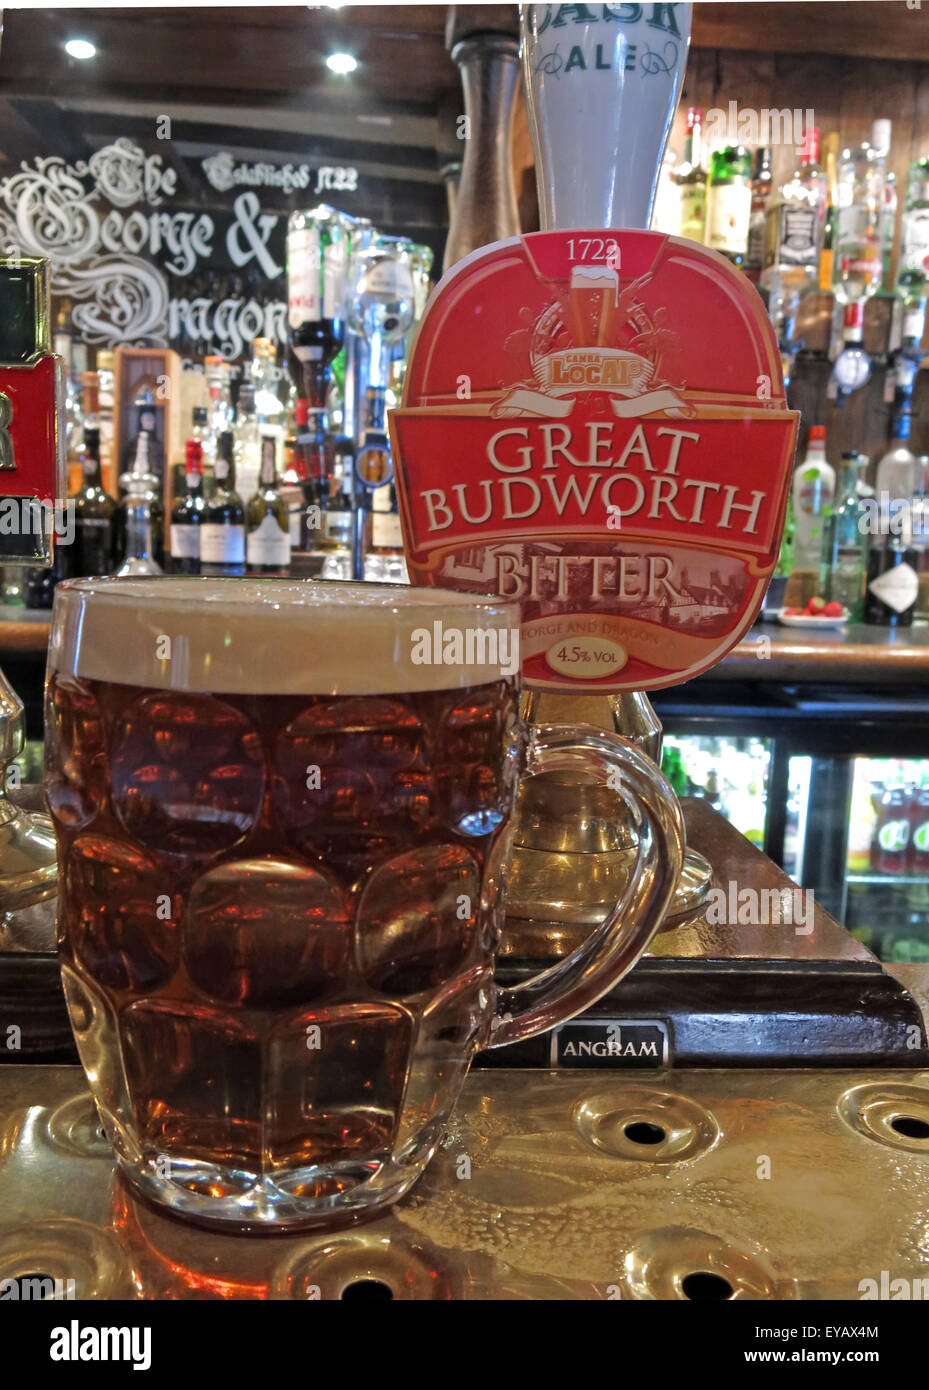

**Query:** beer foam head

left=49, top=577, right=521, bottom=694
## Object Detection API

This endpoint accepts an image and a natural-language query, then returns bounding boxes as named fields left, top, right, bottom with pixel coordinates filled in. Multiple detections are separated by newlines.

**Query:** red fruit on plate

left=823, top=601, right=844, bottom=617
left=784, top=607, right=801, bottom=615
left=807, top=596, right=826, bottom=613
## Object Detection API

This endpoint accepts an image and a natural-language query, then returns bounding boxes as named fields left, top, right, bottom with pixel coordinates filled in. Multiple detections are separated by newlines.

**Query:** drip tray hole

left=890, top=1115, right=929, bottom=1140
left=681, top=1271, right=734, bottom=1301
left=624, top=1121, right=666, bottom=1146
left=340, top=1278, right=394, bottom=1302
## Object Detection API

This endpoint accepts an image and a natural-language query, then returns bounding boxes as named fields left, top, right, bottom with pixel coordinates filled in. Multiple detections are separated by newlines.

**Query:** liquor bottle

left=70, top=425, right=118, bottom=577
left=866, top=527, right=919, bottom=627
left=96, top=348, right=116, bottom=481
left=704, top=144, right=752, bottom=265
left=317, top=443, right=355, bottom=581
left=233, top=380, right=261, bottom=504
left=116, top=432, right=164, bottom=577
left=745, top=145, right=773, bottom=282
left=246, top=435, right=291, bottom=575
left=672, top=109, right=708, bottom=245
left=820, top=451, right=867, bottom=619
left=875, top=381, right=918, bottom=528
left=792, top=426, right=836, bottom=574
left=248, top=338, right=287, bottom=488
left=897, top=154, right=929, bottom=319
left=359, top=406, right=406, bottom=583
left=200, top=430, right=245, bottom=577
left=818, top=132, right=841, bottom=292
left=204, top=356, right=234, bottom=450
left=280, top=399, right=312, bottom=559
left=880, top=171, right=898, bottom=294
left=286, top=205, right=350, bottom=401
left=765, top=127, right=827, bottom=287
left=775, top=486, right=795, bottom=580
left=348, top=236, right=416, bottom=578
left=832, top=140, right=884, bottom=308
left=169, top=439, right=207, bottom=575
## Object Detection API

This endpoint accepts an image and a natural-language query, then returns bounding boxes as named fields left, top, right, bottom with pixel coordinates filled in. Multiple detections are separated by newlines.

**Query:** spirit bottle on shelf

left=867, top=527, right=919, bottom=628
left=897, top=153, right=929, bottom=327
left=792, top=426, right=836, bottom=577
left=247, top=337, right=287, bottom=491
left=169, top=439, right=207, bottom=575
left=764, top=127, right=827, bottom=288
left=280, top=399, right=317, bottom=563
left=204, top=355, right=234, bottom=446
left=672, top=108, right=708, bottom=244
left=70, top=424, right=118, bottom=578
left=818, top=131, right=841, bottom=292
left=880, top=172, right=898, bottom=294
left=96, top=349, right=116, bottom=480
left=745, top=145, right=773, bottom=282
left=764, top=128, right=827, bottom=340
left=233, top=380, right=262, bottom=504
left=347, top=235, right=415, bottom=580
left=832, top=140, right=885, bottom=308
left=704, top=143, right=752, bottom=265
left=286, top=205, right=350, bottom=399
left=200, top=430, right=245, bottom=577
left=875, top=384, right=919, bottom=527
left=830, top=138, right=886, bottom=394
left=357, top=386, right=406, bottom=584
left=116, top=432, right=164, bottom=577
left=246, top=435, right=291, bottom=576
left=286, top=204, right=350, bottom=558
left=820, top=450, right=867, bottom=619
left=316, top=442, right=355, bottom=580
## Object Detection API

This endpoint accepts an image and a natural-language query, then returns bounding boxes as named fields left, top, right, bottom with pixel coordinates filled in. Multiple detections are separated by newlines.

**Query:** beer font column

left=0, top=257, right=64, bottom=926
left=391, top=5, right=798, bottom=949
left=443, top=4, right=521, bottom=273
left=511, top=1, right=703, bottom=939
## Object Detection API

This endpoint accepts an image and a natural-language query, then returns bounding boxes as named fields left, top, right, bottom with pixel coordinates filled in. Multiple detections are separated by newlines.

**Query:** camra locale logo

left=390, top=228, right=799, bottom=694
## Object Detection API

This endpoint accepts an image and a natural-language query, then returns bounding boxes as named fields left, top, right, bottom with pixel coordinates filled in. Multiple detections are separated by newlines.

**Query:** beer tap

left=443, top=4, right=521, bottom=272
left=500, top=4, right=713, bottom=943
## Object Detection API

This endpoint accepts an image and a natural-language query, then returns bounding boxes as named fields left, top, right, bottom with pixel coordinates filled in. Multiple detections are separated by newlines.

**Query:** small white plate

left=776, top=609, right=848, bottom=628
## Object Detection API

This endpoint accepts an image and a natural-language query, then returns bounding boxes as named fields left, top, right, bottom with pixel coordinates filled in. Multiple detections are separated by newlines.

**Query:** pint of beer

left=47, top=577, right=682, bottom=1230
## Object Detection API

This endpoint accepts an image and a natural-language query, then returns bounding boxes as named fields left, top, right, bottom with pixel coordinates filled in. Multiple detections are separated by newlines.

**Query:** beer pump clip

left=390, top=4, right=799, bottom=946
left=0, top=255, right=65, bottom=927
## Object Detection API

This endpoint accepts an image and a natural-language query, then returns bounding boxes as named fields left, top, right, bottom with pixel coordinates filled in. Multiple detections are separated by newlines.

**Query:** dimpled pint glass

left=46, top=578, right=683, bottom=1230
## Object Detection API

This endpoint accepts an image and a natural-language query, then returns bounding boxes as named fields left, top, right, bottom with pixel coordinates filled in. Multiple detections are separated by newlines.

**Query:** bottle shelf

left=847, top=873, right=929, bottom=886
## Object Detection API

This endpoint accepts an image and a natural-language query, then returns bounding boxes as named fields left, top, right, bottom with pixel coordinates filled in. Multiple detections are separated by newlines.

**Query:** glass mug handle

left=487, top=724, right=685, bottom=1049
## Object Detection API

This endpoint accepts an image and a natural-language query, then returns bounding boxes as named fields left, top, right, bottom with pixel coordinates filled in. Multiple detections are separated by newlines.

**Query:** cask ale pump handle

left=505, top=5, right=708, bottom=936
left=521, top=2, right=690, bottom=233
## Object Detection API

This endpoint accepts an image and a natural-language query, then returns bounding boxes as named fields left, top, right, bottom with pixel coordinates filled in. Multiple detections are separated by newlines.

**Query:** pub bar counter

left=0, top=0, right=928, bottom=1305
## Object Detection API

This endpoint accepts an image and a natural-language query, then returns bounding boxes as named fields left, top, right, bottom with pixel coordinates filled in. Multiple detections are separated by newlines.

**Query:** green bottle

left=820, top=451, right=867, bottom=619
left=704, top=145, right=753, bottom=266
left=776, top=488, right=796, bottom=578
left=897, top=155, right=929, bottom=309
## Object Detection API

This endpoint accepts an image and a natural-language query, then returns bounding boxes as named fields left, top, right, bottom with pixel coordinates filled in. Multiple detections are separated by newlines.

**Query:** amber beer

left=47, top=577, right=682, bottom=1230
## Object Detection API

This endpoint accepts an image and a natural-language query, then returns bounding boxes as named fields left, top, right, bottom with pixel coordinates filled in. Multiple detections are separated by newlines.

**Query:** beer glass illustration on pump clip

left=46, top=577, right=683, bottom=1229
